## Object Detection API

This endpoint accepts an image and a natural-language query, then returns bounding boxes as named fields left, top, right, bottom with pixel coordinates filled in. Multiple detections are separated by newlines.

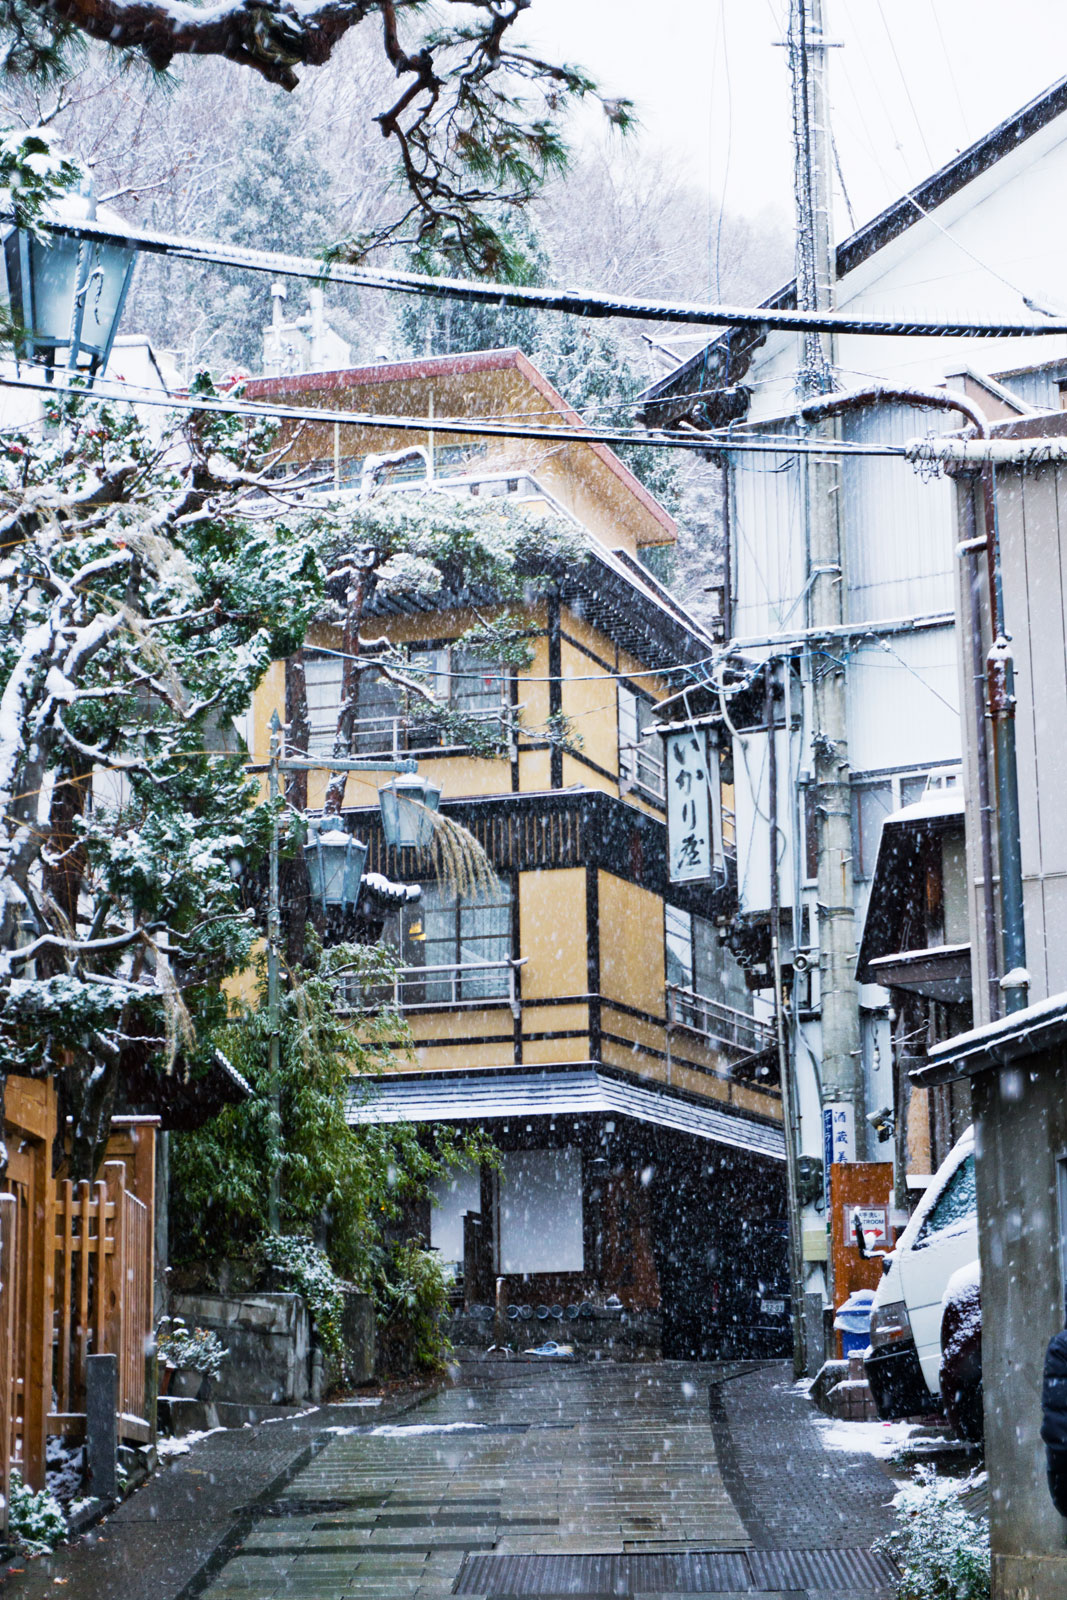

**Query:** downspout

left=766, top=662, right=807, bottom=1377
left=957, top=484, right=1001, bottom=1024
left=801, top=384, right=1024, bottom=1014
left=982, top=464, right=1029, bottom=1011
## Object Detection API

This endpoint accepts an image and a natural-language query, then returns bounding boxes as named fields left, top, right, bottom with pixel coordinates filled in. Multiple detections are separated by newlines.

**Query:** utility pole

left=787, top=0, right=863, bottom=1284
left=267, top=709, right=283, bottom=1234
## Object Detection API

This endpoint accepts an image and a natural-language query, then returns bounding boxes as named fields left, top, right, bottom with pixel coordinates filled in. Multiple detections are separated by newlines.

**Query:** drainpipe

left=957, top=484, right=1001, bottom=1025
left=981, top=464, right=1029, bottom=1012
left=766, top=662, right=807, bottom=1377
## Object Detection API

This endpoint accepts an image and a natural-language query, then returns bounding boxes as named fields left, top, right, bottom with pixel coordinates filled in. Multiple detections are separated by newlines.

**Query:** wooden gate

left=1, top=1078, right=57, bottom=1492
left=52, top=1163, right=152, bottom=1441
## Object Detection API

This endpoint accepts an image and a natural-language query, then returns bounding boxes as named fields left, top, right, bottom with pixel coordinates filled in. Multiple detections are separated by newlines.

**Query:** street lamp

left=378, top=773, right=442, bottom=850
left=304, top=816, right=368, bottom=915
left=4, top=189, right=136, bottom=380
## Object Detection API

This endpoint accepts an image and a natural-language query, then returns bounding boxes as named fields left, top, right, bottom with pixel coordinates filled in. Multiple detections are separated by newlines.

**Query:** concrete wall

left=173, top=1287, right=376, bottom=1405
left=971, top=1056, right=1067, bottom=1600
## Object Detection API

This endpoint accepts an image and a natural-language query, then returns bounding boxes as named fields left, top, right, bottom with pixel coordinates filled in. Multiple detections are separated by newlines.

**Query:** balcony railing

left=337, top=957, right=525, bottom=1017
left=665, top=983, right=775, bottom=1059
left=620, top=740, right=666, bottom=802
left=309, top=705, right=507, bottom=760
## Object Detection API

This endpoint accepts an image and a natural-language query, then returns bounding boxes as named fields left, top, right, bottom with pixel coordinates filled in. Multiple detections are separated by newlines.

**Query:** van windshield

left=915, top=1152, right=977, bottom=1245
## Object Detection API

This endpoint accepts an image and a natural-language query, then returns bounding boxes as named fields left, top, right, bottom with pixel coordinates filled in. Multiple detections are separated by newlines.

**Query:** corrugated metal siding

left=348, top=1068, right=786, bottom=1159
left=847, top=623, right=961, bottom=772
left=840, top=405, right=956, bottom=623
left=729, top=441, right=806, bottom=641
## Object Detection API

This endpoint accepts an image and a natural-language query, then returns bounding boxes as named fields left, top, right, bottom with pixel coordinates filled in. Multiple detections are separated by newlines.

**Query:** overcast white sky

left=521, top=1, right=1067, bottom=236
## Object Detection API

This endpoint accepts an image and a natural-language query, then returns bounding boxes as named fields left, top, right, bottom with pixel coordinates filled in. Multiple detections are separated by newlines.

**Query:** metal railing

left=620, top=739, right=666, bottom=801
left=309, top=705, right=507, bottom=760
left=665, top=983, right=775, bottom=1058
left=338, top=957, right=525, bottom=1017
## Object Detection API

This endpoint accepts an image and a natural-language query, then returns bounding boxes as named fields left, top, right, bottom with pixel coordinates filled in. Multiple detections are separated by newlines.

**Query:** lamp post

left=262, top=711, right=418, bottom=1231
left=4, top=189, right=137, bottom=381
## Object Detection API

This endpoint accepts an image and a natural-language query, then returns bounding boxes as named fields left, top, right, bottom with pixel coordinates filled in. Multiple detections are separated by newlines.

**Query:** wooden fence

left=0, top=1192, right=15, bottom=1538
left=51, top=1163, right=153, bottom=1444
left=1, top=1083, right=157, bottom=1520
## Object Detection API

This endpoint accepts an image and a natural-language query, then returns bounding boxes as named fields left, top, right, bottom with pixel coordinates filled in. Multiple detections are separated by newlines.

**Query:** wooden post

left=0, top=1193, right=16, bottom=1537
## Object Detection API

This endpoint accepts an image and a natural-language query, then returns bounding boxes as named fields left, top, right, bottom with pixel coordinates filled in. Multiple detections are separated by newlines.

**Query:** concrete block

left=86, top=1354, right=118, bottom=1500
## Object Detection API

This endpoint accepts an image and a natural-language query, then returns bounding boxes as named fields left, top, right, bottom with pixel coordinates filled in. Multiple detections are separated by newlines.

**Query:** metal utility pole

left=766, top=664, right=807, bottom=1376
left=788, top=0, right=864, bottom=1160
left=267, top=709, right=283, bottom=1234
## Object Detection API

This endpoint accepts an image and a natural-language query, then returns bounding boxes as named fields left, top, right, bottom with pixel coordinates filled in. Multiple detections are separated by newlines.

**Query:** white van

left=864, top=1126, right=978, bottom=1420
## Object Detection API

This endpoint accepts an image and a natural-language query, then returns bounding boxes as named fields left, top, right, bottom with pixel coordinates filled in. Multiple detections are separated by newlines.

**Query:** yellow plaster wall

left=519, top=868, right=587, bottom=999
left=518, top=749, right=551, bottom=791
left=411, top=1040, right=515, bottom=1072
left=598, top=871, right=666, bottom=1020
left=521, top=1002, right=589, bottom=1035
left=560, top=637, right=617, bottom=780
left=253, top=661, right=286, bottom=763
left=522, top=1036, right=591, bottom=1066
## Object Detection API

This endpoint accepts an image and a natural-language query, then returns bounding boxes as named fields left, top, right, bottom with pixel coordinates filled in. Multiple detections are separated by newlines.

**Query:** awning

left=856, top=788, right=968, bottom=990
left=347, top=1068, right=785, bottom=1161
left=867, top=942, right=971, bottom=1004
left=914, top=989, right=1067, bottom=1087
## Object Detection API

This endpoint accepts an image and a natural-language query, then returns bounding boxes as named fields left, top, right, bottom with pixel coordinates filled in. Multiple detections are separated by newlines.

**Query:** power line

left=0, top=371, right=910, bottom=459
left=29, top=211, right=1067, bottom=342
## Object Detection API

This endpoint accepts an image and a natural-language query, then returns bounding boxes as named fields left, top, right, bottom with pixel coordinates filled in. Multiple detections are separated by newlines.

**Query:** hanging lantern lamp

left=378, top=773, right=442, bottom=850
left=304, top=816, right=368, bottom=914
left=4, top=186, right=136, bottom=380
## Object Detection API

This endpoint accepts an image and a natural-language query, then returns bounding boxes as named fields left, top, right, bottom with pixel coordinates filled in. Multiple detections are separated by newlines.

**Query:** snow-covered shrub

left=876, top=1468, right=990, bottom=1600
left=260, top=1234, right=344, bottom=1358
left=156, top=1316, right=228, bottom=1379
left=8, top=1470, right=68, bottom=1555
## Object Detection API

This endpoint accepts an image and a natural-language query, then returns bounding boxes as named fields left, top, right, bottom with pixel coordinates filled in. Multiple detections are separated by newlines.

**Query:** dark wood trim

left=559, top=627, right=614, bottom=675
left=586, top=866, right=601, bottom=1062
left=518, top=1029, right=590, bottom=1043
left=409, top=1032, right=515, bottom=1049
left=521, top=993, right=593, bottom=1008
left=548, top=590, right=563, bottom=790
left=509, top=668, right=520, bottom=794
left=510, top=866, right=523, bottom=1066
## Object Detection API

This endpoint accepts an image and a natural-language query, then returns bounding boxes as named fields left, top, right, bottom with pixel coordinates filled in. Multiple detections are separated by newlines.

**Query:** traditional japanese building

left=245, top=348, right=787, bottom=1357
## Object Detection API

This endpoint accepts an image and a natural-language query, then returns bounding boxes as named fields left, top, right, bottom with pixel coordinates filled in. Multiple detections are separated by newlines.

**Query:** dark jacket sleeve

left=1041, top=1332, right=1067, bottom=1451
left=1042, top=1332, right=1067, bottom=1516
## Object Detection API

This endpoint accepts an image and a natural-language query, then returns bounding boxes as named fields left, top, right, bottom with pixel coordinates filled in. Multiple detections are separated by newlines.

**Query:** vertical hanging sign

left=666, top=729, right=721, bottom=882
left=822, top=1101, right=856, bottom=1208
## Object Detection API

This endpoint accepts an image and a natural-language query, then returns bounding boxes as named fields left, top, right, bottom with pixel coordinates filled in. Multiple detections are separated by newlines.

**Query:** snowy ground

left=811, top=1414, right=924, bottom=1459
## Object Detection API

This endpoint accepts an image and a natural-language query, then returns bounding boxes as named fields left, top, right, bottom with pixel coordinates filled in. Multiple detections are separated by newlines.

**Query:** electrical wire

left=0, top=370, right=910, bottom=459
left=29, top=211, right=1067, bottom=341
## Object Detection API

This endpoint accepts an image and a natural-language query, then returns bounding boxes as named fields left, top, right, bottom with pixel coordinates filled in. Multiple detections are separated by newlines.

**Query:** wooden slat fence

left=0, top=1193, right=15, bottom=1537
left=51, top=1162, right=152, bottom=1441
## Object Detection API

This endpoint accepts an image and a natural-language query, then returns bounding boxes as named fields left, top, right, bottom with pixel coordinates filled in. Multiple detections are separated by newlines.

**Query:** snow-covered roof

left=883, top=790, right=966, bottom=828
left=245, top=347, right=678, bottom=548
left=640, top=72, right=1067, bottom=430
left=915, top=989, right=1067, bottom=1086
left=347, top=1067, right=785, bottom=1161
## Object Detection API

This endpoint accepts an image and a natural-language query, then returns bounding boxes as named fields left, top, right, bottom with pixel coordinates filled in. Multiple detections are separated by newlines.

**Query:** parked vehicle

left=940, top=1258, right=982, bottom=1442
left=865, top=1126, right=977, bottom=1420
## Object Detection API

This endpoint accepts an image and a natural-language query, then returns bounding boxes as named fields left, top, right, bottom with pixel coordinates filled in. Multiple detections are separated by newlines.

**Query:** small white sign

left=666, top=729, right=720, bottom=883
left=846, top=1205, right=890, bottom=1250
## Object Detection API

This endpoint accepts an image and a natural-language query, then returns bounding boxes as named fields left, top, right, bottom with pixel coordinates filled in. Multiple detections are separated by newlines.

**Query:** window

left=497, top=1149, right=584, bottom=1274
left=665, top=905, right=693, bottom=989
left=303, top=645, right=506, bottom=757
left=665, top=906, right=718, bottom=995
left=387, top=880, right=513, bottom=1004
left=619, top=684, right=664, bottom=799
left=851, top=782, right=894, bottom=881
left=915, top=1153, right=976, bottom=1246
